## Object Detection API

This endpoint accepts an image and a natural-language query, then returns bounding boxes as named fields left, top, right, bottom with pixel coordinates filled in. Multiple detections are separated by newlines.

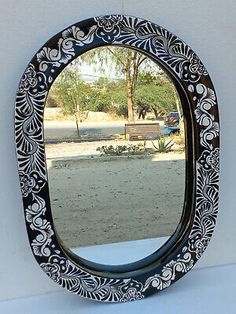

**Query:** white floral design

left=194, top=83, right=219, bottom=149
left=25, top=196, right=54, bottom=257
left=96, top=15, right=122, bottom=42
left=143, top=248, right=193, bottom=291
left=37, top=25, right=97, bottom=73
left=19, top=170, right=46, bottom=197
left=189, top=55, right=208, bottom=76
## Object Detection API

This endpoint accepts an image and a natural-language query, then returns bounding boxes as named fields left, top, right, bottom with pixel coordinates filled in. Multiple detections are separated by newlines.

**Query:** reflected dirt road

left=48, top=154, right=185, bottom=248
left=44, top=120, right=165, bottom=140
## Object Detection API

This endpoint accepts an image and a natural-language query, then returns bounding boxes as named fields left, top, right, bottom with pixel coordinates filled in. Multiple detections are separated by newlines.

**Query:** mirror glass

left=45, top=46, right=185, bottom=265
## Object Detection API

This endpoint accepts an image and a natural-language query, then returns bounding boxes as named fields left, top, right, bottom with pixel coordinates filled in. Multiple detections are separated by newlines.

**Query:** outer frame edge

left=15, top=14, right=220, bottom=302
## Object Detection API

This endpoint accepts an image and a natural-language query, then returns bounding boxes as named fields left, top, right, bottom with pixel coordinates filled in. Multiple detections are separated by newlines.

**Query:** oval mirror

left=15, top=15, right=219, bottom=302
left=45, top=46, right=186, bottom=265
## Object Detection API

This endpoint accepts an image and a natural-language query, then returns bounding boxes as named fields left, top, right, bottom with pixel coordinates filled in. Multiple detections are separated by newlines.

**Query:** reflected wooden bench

left=125, top=123, right=160, bottom=140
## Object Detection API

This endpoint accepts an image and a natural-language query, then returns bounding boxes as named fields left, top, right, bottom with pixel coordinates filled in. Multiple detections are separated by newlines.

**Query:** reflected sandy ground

left=47, top=145, right=185, bottom=252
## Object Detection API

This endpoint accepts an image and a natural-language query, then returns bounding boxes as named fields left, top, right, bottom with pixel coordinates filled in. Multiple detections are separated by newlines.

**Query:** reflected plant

left=96, top=143, right=146, bottom=156
left=152, top=137, right=174, bottom=153
left=97, top=145, right=127, bottom=156
left=127, top=143, right=146, bottom=155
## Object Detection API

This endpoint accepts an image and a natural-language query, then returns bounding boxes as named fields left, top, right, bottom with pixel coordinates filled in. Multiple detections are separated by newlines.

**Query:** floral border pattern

left=15, top=15, right=219, bottom=302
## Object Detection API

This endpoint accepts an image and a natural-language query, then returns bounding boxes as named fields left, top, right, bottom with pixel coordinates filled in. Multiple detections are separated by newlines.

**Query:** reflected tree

left=80, top=47, right=148, bottom=122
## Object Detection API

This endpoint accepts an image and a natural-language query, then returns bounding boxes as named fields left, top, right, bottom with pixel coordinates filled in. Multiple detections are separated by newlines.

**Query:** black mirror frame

left=15, top=15, right=220, bottom=302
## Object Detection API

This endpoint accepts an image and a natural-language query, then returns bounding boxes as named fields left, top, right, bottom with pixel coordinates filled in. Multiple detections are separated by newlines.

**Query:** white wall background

left=0, top=0, right=235, bottom=301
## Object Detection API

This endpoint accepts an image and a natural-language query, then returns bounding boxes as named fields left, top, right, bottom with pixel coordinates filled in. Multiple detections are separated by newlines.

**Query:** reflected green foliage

left=46, top=48, right=181, bottom=121
left=135, top=72, right=178, bottom=118
left=80, top=47, right=148, bottom=121
left=48, top=66, right=90, bottom=116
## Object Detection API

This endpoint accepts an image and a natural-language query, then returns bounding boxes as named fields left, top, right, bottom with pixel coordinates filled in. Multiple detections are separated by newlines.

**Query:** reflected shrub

left=96, top=144, right=146, bottom=156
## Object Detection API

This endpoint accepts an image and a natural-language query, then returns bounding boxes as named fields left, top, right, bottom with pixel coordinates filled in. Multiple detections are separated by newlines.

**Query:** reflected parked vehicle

left=164, top=112, right=181, bottom=127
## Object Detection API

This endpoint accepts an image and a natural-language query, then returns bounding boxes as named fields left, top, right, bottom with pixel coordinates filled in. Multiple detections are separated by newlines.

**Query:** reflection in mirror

left=45, top=46, right=185, bottom=265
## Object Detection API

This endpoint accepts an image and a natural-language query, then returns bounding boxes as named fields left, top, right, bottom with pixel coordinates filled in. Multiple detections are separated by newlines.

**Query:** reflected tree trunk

left=173, top=88, right=184, bottom=136
left=125, top=51, right=135, bottom=123
left=72, top=95, right=80, bottom=137
left=123, top=50, right=147, bottom=123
